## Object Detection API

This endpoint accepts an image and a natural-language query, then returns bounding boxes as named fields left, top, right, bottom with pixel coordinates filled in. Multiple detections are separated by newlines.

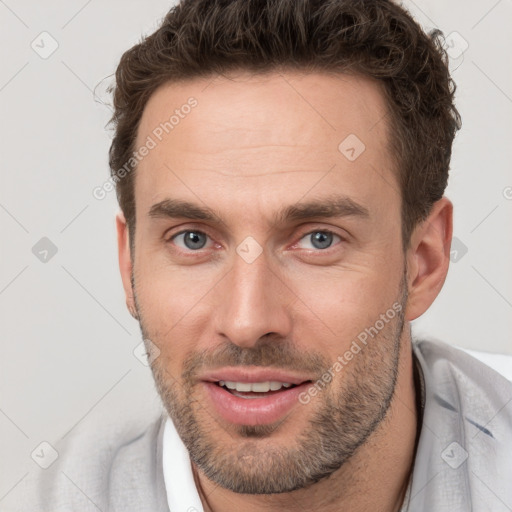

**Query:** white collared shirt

left=163, top=417, right=205, bottom=512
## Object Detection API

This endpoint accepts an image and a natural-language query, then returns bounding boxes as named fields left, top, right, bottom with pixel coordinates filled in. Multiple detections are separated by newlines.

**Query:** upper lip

left=200, top=367, right=313, bottom=385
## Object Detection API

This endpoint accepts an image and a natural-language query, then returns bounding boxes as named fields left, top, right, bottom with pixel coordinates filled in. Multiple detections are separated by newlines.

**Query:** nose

left=213, top=248, right=293, bottom=349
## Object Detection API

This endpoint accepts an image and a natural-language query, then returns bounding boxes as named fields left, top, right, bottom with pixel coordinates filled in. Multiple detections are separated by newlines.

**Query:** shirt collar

left=162, top=416, right=204, bottom=512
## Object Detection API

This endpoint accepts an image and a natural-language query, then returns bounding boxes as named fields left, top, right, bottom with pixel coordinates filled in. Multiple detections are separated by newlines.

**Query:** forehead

left=137, top=70, right=391, bottom=153
left=134, top=70, right=398, bottom=223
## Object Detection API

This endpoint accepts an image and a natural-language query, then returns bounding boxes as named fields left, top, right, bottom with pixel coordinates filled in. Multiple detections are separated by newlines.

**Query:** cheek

left=136, top=257, right=217, bottom=324
left=289, top=267, right=402, bottom=352
left=135, top=265, right=216, bottom=373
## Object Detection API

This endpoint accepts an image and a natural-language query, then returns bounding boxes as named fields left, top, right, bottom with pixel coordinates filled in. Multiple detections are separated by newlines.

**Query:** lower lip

left=203, top=382, right=310, bottom=426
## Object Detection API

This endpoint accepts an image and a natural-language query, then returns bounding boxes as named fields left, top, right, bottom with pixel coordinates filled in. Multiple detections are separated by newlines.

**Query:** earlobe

left=404, top=197, right=453, bottom=322
left=115, top=211, right=137, bottom=318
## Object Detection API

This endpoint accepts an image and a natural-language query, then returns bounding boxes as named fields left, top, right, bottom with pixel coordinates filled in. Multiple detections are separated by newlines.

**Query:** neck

left=193, top=338, right=419, bottom=512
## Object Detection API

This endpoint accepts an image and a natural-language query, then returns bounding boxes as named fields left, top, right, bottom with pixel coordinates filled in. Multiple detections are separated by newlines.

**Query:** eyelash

left=166, top=228, right=344, bottom=254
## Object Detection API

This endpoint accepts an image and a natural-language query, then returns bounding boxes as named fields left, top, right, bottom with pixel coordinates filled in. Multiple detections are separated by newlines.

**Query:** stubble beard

left=134, top=273, right=408, bottom=494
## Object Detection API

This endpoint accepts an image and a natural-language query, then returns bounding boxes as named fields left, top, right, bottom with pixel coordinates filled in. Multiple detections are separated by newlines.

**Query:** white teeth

left=252, top=382, right=271, bottom=392
left=219, top=381, right=293, bottom=392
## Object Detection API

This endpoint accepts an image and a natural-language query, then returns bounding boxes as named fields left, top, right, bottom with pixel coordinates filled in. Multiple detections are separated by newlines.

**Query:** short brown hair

left=108, top=0, right=461, bottom=251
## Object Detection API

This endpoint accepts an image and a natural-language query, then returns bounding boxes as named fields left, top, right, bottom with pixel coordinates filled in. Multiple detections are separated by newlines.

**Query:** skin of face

left=116, top=71, right=453, bottom=512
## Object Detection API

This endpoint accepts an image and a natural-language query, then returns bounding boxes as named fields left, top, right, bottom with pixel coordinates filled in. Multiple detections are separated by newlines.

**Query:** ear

left=116, top=211, right=137, bottom=318
left=404, top=197, right=453, bottom=321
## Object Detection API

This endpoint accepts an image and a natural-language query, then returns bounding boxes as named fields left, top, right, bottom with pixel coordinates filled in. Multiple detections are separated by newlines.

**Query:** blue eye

left=172, top=231, right=209, bottom=250
left=168, top=229, right=341, bottom=254
left=298, top=231, right=340, bottom=250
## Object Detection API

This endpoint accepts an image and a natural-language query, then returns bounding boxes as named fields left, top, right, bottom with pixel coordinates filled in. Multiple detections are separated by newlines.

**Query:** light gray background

left=1, top=0, right=511, bottom=502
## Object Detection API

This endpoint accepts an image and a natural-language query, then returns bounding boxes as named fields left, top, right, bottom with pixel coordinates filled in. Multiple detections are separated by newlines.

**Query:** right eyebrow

left=148, top=199, right=223, bottom=224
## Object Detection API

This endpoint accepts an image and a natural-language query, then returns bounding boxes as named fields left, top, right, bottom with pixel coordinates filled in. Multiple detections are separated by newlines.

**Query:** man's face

left=130, top=71, right=408, bottom=493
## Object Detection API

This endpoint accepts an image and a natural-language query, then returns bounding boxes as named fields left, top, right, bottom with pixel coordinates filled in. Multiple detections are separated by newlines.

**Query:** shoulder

left=413, top=337, right=512, bottom=438
left=413, top=337, right=512, bottom=407
left=3, top=407, right=169, bottom=512
left=408, top=338, right=512, bottom=511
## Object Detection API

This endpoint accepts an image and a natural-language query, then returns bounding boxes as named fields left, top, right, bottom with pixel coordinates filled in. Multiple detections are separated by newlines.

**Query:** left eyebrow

left=273, top=195, right=370, bottom=225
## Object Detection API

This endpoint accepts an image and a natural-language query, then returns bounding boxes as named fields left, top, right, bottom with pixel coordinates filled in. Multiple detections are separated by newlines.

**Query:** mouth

left=200, top=369, right=314, bottom=426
